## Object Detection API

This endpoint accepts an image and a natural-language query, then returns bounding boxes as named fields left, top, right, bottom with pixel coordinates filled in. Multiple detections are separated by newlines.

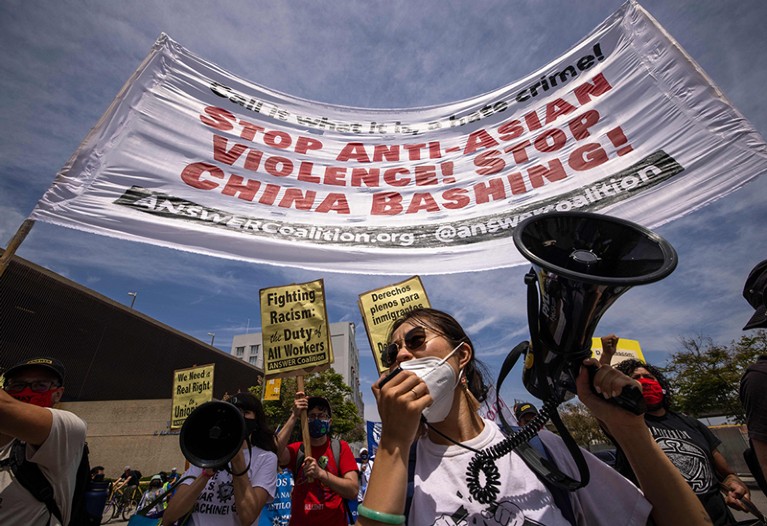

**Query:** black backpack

left=6, top=439, right=98, bottom=525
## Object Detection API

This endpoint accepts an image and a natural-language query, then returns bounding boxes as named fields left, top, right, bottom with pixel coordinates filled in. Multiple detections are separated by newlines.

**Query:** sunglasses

left=382, top=326, right=439, bottom=367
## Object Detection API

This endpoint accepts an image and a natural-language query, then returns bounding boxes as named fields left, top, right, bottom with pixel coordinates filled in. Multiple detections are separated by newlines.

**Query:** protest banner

left=591, top=336, right=645, bottom=365
left=26, top=2, right=767, bottom=275
left=170, top=364, right=214, bottom=429
left=358, top=276, right=431, bottom=373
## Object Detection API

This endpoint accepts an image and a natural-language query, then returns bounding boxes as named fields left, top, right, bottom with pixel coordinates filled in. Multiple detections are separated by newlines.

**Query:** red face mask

left=9, top=387, right=57, bottom=408
left=637, top=377, right=664, bottom=407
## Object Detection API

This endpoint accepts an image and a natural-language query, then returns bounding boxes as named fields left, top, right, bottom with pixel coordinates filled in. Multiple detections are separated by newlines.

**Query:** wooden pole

left=296, top=375, right=313, bottom=482
left=0, top=219, right=35, bottom=279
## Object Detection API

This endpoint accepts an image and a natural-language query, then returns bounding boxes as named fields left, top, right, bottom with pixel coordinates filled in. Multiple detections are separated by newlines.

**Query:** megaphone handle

left=586, top=364, right=646, bottom=415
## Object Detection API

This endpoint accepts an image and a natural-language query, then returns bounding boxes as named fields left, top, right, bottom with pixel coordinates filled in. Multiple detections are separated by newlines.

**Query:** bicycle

left=101, top=483, right=141, bottom=524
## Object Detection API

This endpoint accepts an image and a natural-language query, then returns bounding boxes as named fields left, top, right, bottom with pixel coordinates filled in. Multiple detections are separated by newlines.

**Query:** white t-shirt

left=0, top=408, right=87, bottom=526
left=410, top=418, right=651, bottom=526
left=356, top=459, right=374, bottom=502
left=181, top=445, right=278, bottom=526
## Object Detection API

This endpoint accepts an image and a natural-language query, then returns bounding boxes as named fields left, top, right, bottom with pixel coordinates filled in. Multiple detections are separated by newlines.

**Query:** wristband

left=357, top=504, right=405, bottom=524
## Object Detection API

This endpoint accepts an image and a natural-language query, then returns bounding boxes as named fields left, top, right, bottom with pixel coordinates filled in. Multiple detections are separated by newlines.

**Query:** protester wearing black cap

left=276, top=392, right=358, bottom=526
left=739, top=259, right=767, bottom=494
left=513, top=402, right=539, bottom=427
left=0, top=356, right=87, bottom=525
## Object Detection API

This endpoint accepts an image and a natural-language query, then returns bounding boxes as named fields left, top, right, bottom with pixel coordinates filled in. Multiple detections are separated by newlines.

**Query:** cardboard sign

left=260, top=279, right=332, bottom=377
left=358, top=276, right=430, bottom=373
left=171, top=364, right=214, bottom=429
left=263, top=377, right=282, bottom=401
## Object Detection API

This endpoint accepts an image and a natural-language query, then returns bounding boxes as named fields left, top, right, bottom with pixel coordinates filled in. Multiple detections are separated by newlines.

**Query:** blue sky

left=1, top=1, right=765, bottom=420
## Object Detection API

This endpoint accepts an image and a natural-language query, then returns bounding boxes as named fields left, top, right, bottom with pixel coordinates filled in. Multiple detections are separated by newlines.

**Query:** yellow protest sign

left=358, top=276, right=430, bottom=373
left=591, top=337, right=645, bottom=365
left=263, top=377, right=282, bottom=401
left=171, top=364, right=214, bottom=429
left=260, top=279, right=332, bottom=377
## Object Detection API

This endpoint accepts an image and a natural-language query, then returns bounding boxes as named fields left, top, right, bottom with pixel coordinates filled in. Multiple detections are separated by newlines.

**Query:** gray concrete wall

left=60, top=399, right=186, bottom=478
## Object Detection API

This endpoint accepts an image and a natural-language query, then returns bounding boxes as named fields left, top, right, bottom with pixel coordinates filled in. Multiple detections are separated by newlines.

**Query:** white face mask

left=400, top=342, right=463, bottom=423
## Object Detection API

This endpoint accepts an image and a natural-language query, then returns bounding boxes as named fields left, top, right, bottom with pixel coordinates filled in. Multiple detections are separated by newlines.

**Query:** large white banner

left=30, top=1, right=767, bottom=274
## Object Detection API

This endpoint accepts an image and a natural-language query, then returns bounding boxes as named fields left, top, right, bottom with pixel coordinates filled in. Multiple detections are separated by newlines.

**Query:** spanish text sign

left=260, top=279, right=332, bottom=377
left=171, top=364, right=214, bottom=429
left=358, top=276, right=430, bottom=373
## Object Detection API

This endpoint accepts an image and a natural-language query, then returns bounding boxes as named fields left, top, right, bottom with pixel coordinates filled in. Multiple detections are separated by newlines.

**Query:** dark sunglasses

left=383, top=326, right=439, bottom=367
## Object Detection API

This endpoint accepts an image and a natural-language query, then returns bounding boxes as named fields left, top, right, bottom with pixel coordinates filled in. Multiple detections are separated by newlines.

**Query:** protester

left=111, top=465, right=142, bottom=506
left=739, top=259, right=767, bottom=492
left=163, top=392, right=278, bottom=525
left=361, top=308, right=711, bottom=526
left=0, top=356, right=88, bottom=525
left=601, top=335, right=749, bottom=525
left=136, top=474, right=166, bottom=519
left=90, top=465, right=106, bottom=482
left=512, top=401, right=539, bottom=427
left=356, top=447, right=374, bottom=505
left=113, top=465, right=141, bottom=491
left=167, top=466, right=181, bottom=484
left=276, top=394, right=358, bottom=525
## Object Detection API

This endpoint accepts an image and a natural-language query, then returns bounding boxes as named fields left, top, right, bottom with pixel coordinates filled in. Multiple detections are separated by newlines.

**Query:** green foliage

left=664, top=330, right=767, bottom=421
left=255, top=369, right=365, bottom=443
left=558, top=401, right=610, bottom=449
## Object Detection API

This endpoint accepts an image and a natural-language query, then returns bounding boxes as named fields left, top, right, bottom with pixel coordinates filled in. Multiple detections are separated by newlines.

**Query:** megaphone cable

left=464, top=396, right=559, bottom=504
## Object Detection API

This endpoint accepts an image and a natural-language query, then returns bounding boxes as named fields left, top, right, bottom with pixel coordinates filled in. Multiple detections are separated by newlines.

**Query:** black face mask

left=245, top=418, right=259, bottom=437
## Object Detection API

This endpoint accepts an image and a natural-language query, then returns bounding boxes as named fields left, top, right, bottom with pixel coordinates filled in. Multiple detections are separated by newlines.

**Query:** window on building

left=235, top=346, right=245, bottom=357
left=248, top=355, right=258, bottom=365
left=250, top=344, right=259, bottom=354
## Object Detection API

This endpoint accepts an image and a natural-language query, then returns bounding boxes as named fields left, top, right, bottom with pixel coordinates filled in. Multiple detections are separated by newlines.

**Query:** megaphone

left=512, top=211, right=677, bottom=403
left=179, top=401, right=246, bottom=469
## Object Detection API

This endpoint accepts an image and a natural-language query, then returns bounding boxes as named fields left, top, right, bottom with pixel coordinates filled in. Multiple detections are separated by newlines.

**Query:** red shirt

left=286, top=439, right=357, bottom=526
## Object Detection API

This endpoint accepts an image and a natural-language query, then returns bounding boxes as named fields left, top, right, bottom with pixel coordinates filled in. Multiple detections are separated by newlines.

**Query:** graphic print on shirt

left=651, top=430, right=715, bottom=494
left=431, top=498, right=544, bottom=526
left=194, top=477, right=237, bottom=516
left=218, top=479, right=235, bottom=502
left=297, top=454, right=334, bottom=513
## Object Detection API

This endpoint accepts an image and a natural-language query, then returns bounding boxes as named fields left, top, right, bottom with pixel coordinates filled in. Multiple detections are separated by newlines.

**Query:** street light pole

left=208, top=332, right=215, bottom=346
left=128, top=291, right=138, bottom=309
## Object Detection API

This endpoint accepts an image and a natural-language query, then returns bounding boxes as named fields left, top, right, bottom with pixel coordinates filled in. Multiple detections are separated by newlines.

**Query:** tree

left=557, top=400, right=610, bottom=449
left=252, top=368, right=366, bottom=443
left=664, top=330, right=767, bottom=422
